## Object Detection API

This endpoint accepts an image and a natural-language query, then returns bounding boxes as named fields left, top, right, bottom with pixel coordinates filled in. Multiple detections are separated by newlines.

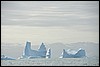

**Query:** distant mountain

left=46, top=42, right=69, bottom=58
left=1, top=42, right=24, bottom=46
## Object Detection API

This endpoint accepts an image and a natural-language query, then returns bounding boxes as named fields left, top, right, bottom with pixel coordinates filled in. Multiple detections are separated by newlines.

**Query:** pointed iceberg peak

left=38, top=42, right=47, bottom=58
left=26, top=41, right=31, bottom=49
left=41, top=42, right=45, bottom=47
left=23, top=41, right=31, bottom=56
left=42, top=42, right=44, bottom=45
left=78, top=48, right=84, bottom=51
left=38, top=42, right=46, bottom=51
left=63, top=49, right=66, bottom=52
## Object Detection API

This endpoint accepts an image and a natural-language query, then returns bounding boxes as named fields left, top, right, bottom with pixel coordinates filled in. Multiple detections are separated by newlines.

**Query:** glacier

left=60, top=48, right=86, bottom=58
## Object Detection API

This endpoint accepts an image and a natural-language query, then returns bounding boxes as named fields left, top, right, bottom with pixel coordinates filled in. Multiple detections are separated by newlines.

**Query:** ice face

left=38, top=43, right=47, bottom=58
left=38, top=43, right=46, bottom=51
left=20, top=42, right=47, bottom=59
left=60, top=48, right=86, bottom=58
left=46, top=48, right=51, bottom=58
left=24, top=41, right=31, bottom=56
left=75, top=48, right=86, bottom=58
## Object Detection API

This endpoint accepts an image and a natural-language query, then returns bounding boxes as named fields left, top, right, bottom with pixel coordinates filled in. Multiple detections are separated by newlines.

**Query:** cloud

left=1, top=1, right=99, bottom=32
left=1, top=1, right=99, bottom=45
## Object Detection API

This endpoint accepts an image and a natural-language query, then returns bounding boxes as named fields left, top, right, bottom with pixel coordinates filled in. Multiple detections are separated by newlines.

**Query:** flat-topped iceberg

left=60, top=48, right=86, bottom=58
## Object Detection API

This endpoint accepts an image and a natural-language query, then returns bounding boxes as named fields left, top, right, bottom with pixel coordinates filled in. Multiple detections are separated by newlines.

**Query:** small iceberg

left=1, top=55, right=15, bottom=60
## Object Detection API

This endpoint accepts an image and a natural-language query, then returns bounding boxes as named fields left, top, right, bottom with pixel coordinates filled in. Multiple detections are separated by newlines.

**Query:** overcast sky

left=1, top=1, right=99, bottom=45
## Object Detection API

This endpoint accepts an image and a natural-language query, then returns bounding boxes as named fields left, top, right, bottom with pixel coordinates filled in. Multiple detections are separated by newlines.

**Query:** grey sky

left=1, top=1, right=99, bottom=44
left=1, top=1, right=99, bottom=27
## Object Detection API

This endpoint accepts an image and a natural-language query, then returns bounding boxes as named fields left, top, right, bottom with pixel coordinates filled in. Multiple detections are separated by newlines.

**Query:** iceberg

left=60, top=48, right=86, bottom=58
left=38, top=43, right=47, bottom=58
left=19, top=41, right=50, bottom=59
left=1, top=55, right=15, bottom=60
left=23, top=41, right=31, bottom=56
left=46, top=48, right=51, bottom=58
left=75, top=48, right=86, bottom=58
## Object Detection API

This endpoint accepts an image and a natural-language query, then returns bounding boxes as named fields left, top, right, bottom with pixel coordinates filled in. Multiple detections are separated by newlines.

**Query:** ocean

left=1, top=57, right=99, bottom=66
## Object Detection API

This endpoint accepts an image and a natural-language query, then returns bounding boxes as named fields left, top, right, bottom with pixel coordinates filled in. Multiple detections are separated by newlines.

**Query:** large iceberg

left=60, top=48, right=86, bottom=58
left=19, top=41, right=49, bottom=59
